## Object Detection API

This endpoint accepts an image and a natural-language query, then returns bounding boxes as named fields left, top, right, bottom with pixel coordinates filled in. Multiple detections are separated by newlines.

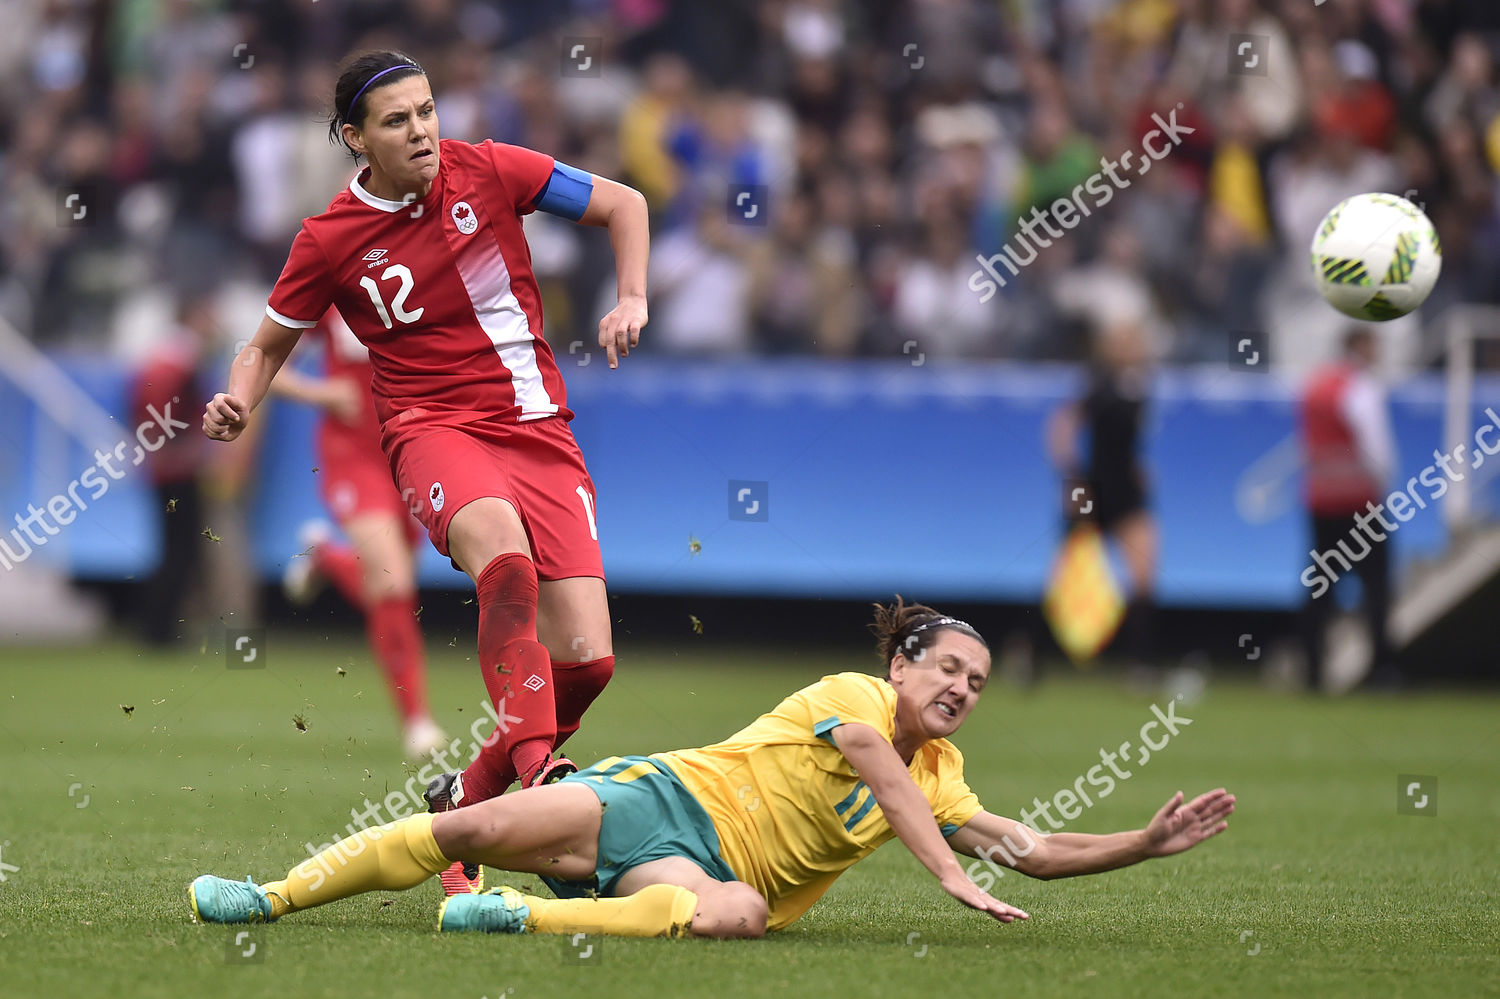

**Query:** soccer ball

left=1310, top=193, right=1442, bottom=321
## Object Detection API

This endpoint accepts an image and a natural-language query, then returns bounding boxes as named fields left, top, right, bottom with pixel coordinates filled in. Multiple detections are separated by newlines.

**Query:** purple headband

left=348, top=64, right=418, bottom=120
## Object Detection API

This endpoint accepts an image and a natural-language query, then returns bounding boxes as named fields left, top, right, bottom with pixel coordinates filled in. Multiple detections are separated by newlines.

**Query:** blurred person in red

left=131, top=292, right=217, bottom=645
left=272, top=308, right=446, bottom=759
left=1299, top=327, right=1400, bottom=691
left=1311, top=41, right=1396, bottom=154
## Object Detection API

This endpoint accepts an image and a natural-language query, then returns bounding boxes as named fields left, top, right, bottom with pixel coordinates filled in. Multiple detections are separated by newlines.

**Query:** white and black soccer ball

left=1310, top=193, right=1442, bottom=321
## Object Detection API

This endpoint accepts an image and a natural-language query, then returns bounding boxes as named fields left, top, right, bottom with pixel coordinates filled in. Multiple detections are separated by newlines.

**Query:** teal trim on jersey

left=833, top=782, right=865, bottom=816
left=940, top=822, right=960, bottom=837
left=813, top=716, right=843, bottom=744
left=843, top=791, right=879, bottom=831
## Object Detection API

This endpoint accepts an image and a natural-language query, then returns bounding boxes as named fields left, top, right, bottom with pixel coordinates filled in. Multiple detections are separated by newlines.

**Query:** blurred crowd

left=3, top=0, right=1500, bottom=363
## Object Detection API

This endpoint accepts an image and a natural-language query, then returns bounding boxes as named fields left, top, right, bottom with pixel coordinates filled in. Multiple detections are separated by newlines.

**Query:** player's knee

left=693, top=882, right=768, bottom=939
left=447, top=499, right=529, bottom=577
left=360, top=571, right=414, bottom=605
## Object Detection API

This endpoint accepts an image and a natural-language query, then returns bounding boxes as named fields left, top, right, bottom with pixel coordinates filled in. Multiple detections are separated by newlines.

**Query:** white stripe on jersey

left=451, top=226, right=558, bottom=420
left=266, top=305, right=320, bottom=329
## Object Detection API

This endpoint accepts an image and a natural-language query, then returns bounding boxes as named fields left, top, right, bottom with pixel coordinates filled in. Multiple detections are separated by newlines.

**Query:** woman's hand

left=203, top=393, right=250, bottom=442
left=598, top=295, right=646, bottom=369
left=1143, top=789, right=1235, bottom=858
left=939, top=871, right=1030, bottom=924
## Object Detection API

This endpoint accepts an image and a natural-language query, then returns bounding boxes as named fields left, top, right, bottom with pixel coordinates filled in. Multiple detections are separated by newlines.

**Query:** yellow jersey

left=653, top=672, right=983, bottom=931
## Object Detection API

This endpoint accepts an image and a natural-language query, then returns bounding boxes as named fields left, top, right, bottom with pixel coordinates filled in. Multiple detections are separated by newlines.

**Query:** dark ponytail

left=326, top=51, right=426, bottom=158
left=870, top=596, right=986, bottom=673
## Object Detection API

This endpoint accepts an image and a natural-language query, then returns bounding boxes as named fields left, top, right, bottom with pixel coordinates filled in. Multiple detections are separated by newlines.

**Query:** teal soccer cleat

left=188, top=875, right=276, bottom=924
left=438, top=886, right=532, bottom=934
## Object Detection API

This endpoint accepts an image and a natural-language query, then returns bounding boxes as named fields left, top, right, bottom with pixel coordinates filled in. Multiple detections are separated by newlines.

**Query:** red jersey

left=133, top=333, right=207, bottom=486
left=267, top=139, right=571, bottom=433
left=1302, top=363, right=1380, bottom=515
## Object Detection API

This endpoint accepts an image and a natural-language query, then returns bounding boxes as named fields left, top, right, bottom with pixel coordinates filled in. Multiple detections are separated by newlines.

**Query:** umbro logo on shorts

left=523, top=674, right=545, bottom=692
left=429, top=481, right=445, bottom=512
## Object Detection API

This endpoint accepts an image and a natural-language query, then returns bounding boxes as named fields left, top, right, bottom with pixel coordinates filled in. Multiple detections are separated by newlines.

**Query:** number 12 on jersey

left=359, top=264, right=424, bottom=329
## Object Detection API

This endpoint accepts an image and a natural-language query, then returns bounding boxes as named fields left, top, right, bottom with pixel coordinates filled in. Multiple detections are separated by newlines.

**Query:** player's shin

left=368, top=593, right=429, bottom=721
left=315, top=542, right=366, bottom=608
left=464, top=636, right=556, bottom=793
left=261, top=814, right=451, bottom=918
left=465, top=554, right=557, bottom=798
left=551, top=655, right=614, bottom=748
left=521, top=884, right=697, bottom=938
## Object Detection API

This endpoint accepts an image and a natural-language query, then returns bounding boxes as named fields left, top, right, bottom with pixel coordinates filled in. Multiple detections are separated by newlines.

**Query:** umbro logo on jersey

left=451, top=201, right=478, bottom=236
left=363, top=248, right=389, bottom=268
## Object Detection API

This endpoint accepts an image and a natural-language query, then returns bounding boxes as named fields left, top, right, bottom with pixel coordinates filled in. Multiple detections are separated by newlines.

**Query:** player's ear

left=341, top=122, right=366, bottom=157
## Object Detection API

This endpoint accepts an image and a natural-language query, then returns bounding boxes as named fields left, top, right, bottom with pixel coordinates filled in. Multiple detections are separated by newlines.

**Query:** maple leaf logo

left=450, top=200, right=478, bottom=235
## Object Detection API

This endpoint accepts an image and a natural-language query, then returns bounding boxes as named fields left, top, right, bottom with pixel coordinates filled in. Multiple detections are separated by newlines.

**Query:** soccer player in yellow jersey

left=189, top=598, right=1236, bottom=938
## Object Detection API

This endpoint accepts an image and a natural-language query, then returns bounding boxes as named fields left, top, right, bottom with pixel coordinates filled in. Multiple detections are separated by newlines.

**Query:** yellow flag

left=1043, top=524, right=1126, bottom=665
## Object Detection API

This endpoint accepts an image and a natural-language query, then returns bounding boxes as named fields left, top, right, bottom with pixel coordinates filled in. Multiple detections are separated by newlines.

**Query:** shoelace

left=471, top=893, right=522, bottom=932
left=216, top=878, right=268, bottom=922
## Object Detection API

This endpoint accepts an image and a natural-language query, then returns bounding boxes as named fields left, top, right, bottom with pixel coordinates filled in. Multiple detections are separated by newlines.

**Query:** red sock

left=314, top=543, right=366, bottom=610
left=460, top=554, right=556, bottom=802
left=366, top=594, right=428, bottom=721
left=551, top=655, right=615, bottom=750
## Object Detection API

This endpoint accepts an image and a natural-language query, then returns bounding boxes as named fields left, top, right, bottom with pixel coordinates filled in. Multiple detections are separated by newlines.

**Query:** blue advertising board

left=2, top=357, right=1495, bottom=609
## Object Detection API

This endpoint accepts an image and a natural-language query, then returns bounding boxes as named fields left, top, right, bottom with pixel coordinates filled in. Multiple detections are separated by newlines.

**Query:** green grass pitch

left=1, top=638, right=1496, bottom=998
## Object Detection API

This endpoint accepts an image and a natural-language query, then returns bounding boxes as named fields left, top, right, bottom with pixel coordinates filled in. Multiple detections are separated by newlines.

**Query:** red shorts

left=385, top=415, right=603, bottom=580
left=317, top=423, right=424, bottom=547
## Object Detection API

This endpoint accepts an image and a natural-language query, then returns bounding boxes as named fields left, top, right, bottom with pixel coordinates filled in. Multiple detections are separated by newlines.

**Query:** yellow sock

left=263, top=813, right=450, bottom=917
left=520, top=884, right=698, bottom=938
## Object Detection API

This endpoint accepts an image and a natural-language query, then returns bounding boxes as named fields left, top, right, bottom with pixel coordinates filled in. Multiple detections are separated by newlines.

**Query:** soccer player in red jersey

left=202, top=51, right=648, bottom=881
left=272, top=308, right=447, bottom=760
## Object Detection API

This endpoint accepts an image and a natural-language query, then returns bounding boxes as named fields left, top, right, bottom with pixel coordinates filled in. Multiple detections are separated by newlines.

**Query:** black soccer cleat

left=424, top=771, right=465, bottom=812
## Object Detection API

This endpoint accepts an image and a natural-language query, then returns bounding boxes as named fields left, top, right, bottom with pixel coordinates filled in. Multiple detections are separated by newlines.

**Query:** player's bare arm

left=831, top=722, right=1029, bottom=924
left=269, top=366, right=363, bottom=425
left=203, top=315, right=305, bottom=442
left=947, top=788, right=1235, bottom=879
left=577, top=176, right=649, bottom=369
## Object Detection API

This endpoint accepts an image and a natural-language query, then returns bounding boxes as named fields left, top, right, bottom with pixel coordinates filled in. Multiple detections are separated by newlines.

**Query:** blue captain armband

left=533, top=161, right=595, bottom=221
